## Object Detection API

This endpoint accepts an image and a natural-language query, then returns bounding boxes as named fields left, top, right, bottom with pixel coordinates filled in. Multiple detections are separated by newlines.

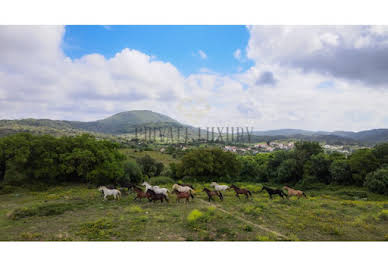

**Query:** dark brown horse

left=129, top=184, right=149, bottom=201
left=202, top=188, right=223, bottom=202
left=146, top=189, right=169, bottom=203
left=230, top=184, right=252, bottom=199
left=172, top=189, right=191, bottom=203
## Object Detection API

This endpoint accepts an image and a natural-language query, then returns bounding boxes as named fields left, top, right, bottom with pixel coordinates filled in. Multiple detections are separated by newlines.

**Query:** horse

left=283, top=186, right=307, bottom=199
left=141, top=182, right=170, bottom=198
left=172, top=184, right=194, bottom=199
left=177, top=183, right=195, bottom=189
left=202, top=188, right=223, bottom=202
left=172, top=189, right=191, bottom=203
left=129, top=184, right=149, bottom=201
left=210, top=182, right=230, bottom=192
left=98, top=186, right=121, bottom=200
left=230, top=184, right=252, bottom=199
left=146, top=189, right=169, bottom=203
left=260, top=185, right=287, bottom=199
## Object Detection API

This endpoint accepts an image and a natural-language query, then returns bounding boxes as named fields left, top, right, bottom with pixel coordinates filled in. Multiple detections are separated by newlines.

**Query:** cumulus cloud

left=247, top=25, right=388, bottom=87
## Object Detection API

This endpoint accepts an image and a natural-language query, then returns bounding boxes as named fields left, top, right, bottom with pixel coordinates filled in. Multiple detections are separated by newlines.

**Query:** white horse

left=210, top=182, right=230, bottom=192
left=98, top=186, right=121, bottom=200
left=141, top=182, right=170, bottom=197
left=172, top=184, right=194, bottom=193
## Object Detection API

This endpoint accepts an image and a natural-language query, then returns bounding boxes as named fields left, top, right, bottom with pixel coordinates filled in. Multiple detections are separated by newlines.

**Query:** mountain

left=69, top=110, right=182, bottom=134
left=252, top=129, right=317, bottom=136
left=252, top=128, right=388, bottom=145
left=1, top=111, right=388, bottom=144
left=0, top=110, right=184, bottom=136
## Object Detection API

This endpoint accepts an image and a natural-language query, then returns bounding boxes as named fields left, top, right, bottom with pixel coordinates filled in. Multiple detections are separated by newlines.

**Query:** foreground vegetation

left=0, top=183, right=386, bottom=241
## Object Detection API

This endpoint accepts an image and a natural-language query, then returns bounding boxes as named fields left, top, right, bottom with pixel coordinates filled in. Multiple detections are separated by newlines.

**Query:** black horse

left=146, top=189, right=169, bottom=203
left=261, top=185, right=287, bottom=199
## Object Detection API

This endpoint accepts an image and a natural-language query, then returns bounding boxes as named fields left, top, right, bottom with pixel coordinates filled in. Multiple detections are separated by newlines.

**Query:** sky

left=1, top=25, right=388, bottom=131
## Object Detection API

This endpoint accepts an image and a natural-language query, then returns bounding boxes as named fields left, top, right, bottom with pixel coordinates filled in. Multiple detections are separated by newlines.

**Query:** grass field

left=0, top=183, right=387, bottom=241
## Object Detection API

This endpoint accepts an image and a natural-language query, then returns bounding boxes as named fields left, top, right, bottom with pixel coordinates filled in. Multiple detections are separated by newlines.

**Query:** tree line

left=170, top=142, right=388, bottom=194
left=1, top=133, right=387, bottom=195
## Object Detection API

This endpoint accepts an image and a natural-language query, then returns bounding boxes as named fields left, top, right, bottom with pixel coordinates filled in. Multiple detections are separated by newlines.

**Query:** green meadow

left=1, top=183, right=387, bottom=241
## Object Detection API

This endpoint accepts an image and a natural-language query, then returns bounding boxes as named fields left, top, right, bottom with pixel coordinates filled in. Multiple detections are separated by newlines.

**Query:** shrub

left=187, top=209, right=204, bottom=224
left=377, top=210, right=388, bottom=221
left=76, top=219, right=117, bottom=240
left=149, top=176, right=174, bottom=185
left=127, top=205, right=144, bottom=214
left=364, top=167, right=388, bottom=195
left=8, top=201, right=85, bottom=220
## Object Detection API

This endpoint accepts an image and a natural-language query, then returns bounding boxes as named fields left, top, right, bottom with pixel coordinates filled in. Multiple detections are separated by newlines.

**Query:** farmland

left=0, top=183, right=387, bottom=241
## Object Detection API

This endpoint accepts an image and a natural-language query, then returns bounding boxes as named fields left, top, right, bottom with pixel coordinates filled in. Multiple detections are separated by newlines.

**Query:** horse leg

left=236, top=193, right=240, bottom=199
left=245, top=193, right=249, bottom=199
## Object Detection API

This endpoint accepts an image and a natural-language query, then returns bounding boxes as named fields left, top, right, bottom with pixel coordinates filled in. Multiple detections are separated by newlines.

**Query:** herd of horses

left=98, top=182, right=307, bottom=203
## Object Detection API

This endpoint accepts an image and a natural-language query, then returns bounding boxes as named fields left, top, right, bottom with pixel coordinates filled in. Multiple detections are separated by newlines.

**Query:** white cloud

left=198, top=49, right=207, bottom=59
left=233, top=49, right=241, bottom=60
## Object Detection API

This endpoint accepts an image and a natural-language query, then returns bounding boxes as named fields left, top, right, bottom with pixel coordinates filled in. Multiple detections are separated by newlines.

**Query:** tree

left=119, top=160, right=143, bottom=185
left=135, top=155, right=164, bottom=178
left=373, top=143, right=388, bottom=167
left=308, top=153, right=332, bottom=184
left=364, top=167, right=388, bottom=195
left=330, top=159, right=352, bottom=185
left=348, top=149, right=379, bottom=185
left=277, top=158, right=299, bottom=183
left=177, top=147, right=241, bottom=181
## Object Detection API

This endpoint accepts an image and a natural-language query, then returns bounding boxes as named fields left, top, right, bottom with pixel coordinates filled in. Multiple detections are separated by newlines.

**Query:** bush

left=119, top=160, right=143, bottom=185
left=377, top=210, right=388, bottom=221
left=8, top=201, right=86, bottom=220
left=148, top=176, right=174, bottom=185
left=187, top=209, right=204, bottom=223
left=364, top=167, right=388, bottom=195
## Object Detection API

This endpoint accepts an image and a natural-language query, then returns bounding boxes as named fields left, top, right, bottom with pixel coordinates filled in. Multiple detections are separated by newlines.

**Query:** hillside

left=0, top=110, right=184, bottom=137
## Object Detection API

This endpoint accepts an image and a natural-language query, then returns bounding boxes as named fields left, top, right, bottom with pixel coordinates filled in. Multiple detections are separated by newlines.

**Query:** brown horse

left=172, top=189, right=191, bottom=203
left=230, top=184, right=252, bottom=199
left=283, top=186, right=307, bottom=199
left=202, top=188, right=223, bottom=202
left=129, top=184, right=149, bottom=201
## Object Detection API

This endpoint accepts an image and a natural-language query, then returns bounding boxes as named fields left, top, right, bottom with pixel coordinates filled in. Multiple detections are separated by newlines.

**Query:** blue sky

left=63, top=25, right=253, bottom=76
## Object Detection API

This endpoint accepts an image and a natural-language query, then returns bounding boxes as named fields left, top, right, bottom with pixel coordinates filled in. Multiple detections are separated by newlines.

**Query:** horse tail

left=190, top=191, right=194, bottom=199
left=248, top=190, right=252, bottom=196
left=303, top=192, right=307, bottom=198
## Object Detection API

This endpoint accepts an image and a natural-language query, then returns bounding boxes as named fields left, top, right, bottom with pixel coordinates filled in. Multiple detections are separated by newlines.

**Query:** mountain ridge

left=1, top=110, right=388, bottom=144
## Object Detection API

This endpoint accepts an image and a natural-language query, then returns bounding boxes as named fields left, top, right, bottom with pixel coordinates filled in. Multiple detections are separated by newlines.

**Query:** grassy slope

left=0, top=183, right=387, bottom=241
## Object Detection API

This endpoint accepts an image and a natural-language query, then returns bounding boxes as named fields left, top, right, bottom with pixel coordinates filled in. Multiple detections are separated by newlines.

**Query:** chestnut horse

left=172, top=189, right=191, bottom=203
left=230, top=184, right=252, bottom=199
left=202, top=188, right=223, bottom=202
left=129, top=184, right=149, bottom=201
left=283, top=186, right=307, bottom=199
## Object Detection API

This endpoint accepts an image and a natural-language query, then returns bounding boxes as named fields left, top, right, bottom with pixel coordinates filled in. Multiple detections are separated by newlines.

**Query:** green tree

left=364, top=167, right=388, bottom=195
left=308, top=153, right=332, bottom=184
left=177, top=147, right=241, bottom=181
left=373, top=143, right=388, bottom=167
left=348, top=149, right=379, bottom=185
left=119, top=160, right=143, bottom=185
left=330, top=159, right=352, bottom=185
left=276, top=158, right=299, bottom=183
left=136, top=155, right=158, bottom=178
